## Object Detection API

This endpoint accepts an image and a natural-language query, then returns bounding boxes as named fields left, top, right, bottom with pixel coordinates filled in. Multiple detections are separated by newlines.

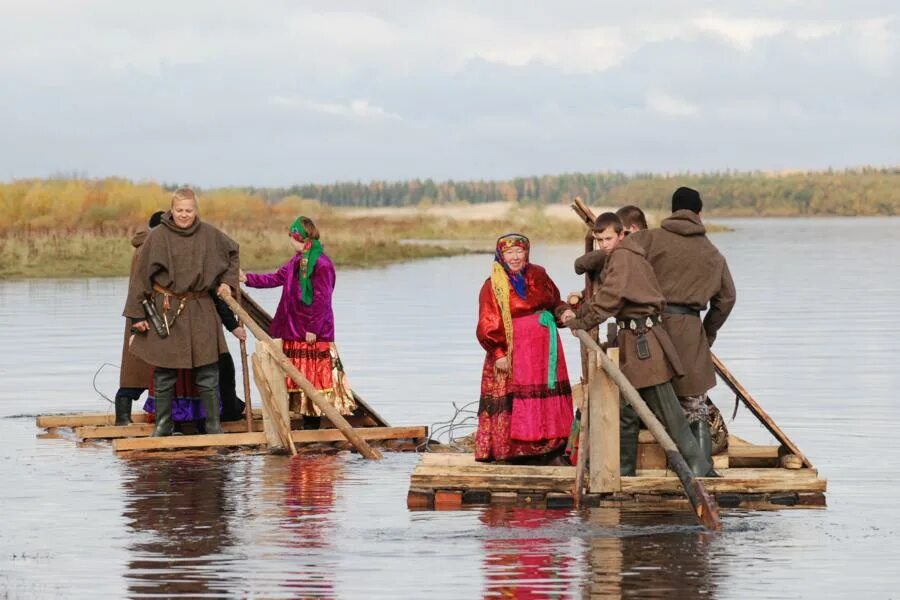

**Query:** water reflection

left=121, top=458, right=238, bottom=597
left=265, top=455, right=342, bottom=597
left=584, top=508, right=718, bottom=599
left=480, top=507, right=579, bottom=598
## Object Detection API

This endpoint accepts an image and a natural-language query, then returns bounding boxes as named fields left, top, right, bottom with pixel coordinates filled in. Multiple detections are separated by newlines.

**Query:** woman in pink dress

left=475, top=233, right=575, bottom=463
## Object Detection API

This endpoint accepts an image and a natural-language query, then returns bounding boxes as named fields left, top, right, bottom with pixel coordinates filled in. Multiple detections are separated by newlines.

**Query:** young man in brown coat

left=125, top=188, right=240, bottom=437
left=564, top=212, right=712, bottom=477
left=627, top=187, right=736, bottom=469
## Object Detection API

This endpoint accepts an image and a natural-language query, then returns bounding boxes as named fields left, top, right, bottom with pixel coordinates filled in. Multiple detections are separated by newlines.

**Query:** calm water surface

left=1, top=217, right=899, bottom=598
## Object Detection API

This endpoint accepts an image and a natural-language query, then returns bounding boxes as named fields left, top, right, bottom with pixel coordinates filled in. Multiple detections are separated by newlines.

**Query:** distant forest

left=242, top=168, right=899, bottom=216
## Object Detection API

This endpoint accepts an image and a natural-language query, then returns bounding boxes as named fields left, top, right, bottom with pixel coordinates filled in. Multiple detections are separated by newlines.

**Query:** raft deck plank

left=113, top=425, right=428, bottom=452
left=37, top=409, right=266, bottom=429
left=410, top=453, right=827, bottom=496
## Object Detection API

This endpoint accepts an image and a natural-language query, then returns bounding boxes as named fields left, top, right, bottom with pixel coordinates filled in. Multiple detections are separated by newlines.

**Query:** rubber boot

left=619, top=399, right=640, bottom=476
left=151, top=394, right=174, bottom=437
left=201, top=393, right=223, bottom=434
left=151, top=368, right=175, bottom=437
left=641, top=383, right=712, bottom=477
left=114, top=396, right=133, bottom=426
left=194, top=362, right=223, bottom=435
left=691, top=420, right=720, bottom=477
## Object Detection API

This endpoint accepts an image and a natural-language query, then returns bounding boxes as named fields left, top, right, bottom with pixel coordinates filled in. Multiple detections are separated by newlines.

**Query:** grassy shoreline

left=0, top=204, right=733, bottom=280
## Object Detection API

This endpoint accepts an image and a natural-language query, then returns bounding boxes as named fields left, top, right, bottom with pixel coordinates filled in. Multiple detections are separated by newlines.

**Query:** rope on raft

left=418, top=400, right=479, bottom=453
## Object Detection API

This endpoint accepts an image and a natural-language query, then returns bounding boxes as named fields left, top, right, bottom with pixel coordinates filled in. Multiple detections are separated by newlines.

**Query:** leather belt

left=616, top=314, right=662, bottom=331
left=664, top=304, right=701, bottom=317
left=152, top=283, right=203, bottom=301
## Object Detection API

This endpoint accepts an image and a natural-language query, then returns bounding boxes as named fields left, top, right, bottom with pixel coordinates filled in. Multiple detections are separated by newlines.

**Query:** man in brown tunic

left=627, top=187, right=736, bottom=468
left=114, top=211, right=164, bottom=425
left=125, top=188, right=240, bottom=437
left=564, top=212, right=711, bottom=477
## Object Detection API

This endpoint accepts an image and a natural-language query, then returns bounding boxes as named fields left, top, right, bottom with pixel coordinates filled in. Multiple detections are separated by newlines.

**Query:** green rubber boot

left=691, top=420, right=720, bottom=477
left=620, top=399, right=640, bottom=476
left=151, top=369, right=175, bottom=437
left=640, top=383, right=712, bottom=477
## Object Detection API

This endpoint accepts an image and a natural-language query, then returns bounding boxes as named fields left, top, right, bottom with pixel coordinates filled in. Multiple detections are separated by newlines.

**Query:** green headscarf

left=290, top=217, right=324, bottom=305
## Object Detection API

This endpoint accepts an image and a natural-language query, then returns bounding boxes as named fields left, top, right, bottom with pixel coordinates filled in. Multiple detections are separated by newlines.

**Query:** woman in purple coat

left=240, top=216, right=356, bottom=426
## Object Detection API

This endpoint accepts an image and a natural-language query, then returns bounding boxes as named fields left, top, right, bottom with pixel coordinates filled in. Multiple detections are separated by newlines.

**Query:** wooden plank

left=113, top=425, right=427, bottom=452
left=589, top=347, right=620, bottom=493
left=254, top=343, right=296, bottom=454
left=713, top=353, right=813, bottom=468
left=38, top=413, right=152, bottom=428
left=38, top=409, right=266, bottom=429
left=77, top=419, right=262, bottom=440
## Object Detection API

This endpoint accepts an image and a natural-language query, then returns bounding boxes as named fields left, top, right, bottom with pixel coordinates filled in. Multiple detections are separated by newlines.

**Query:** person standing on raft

left=475, top=233, right=575, bottom=464
left=240, top=216, right=356, bottom=428
left=125, top=187, right=240, bottom=437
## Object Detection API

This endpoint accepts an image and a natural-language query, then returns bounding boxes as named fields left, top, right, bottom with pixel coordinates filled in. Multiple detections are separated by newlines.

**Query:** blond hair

left=171, top=187, right=198, bottom=208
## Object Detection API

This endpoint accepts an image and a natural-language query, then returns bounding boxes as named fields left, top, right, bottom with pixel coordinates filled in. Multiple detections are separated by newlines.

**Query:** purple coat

left=245, top=252, right=336, bottom=342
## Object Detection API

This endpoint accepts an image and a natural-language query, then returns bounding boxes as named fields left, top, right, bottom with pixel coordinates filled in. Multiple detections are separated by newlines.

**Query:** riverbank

left=0, top=202, right=734, bottom=279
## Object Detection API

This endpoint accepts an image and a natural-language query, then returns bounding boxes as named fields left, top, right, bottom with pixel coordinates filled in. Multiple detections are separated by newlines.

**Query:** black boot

left=641, top=383, right=712, bottom=477
left=114, top=396, right=133, bottom=426
left=151, top=369, right=175, bottom=437
left=620, top=400, right=640, bottom=476
left=691, top=420, right=720, bottom=477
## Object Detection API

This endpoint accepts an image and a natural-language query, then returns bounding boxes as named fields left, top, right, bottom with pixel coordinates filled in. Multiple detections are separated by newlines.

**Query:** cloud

left=0, top=1, right=897, bottom=185
left=269, top=96, right=402, bottom=121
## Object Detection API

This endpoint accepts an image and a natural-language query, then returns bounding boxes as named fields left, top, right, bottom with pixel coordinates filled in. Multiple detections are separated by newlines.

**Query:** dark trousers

left=115, top=387, right=145, bottom=401
left=154, top=362, right=219, bottom=404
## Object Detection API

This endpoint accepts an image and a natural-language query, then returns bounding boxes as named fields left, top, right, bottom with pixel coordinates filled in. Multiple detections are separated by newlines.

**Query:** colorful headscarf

left=290, top=216, right=324, bottom=305
left=489, top=233, right=530, bottom=362
left=494, top=233, right=529, bottom=299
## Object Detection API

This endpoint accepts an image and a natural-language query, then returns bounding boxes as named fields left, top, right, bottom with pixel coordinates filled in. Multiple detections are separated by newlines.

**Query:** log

left=113, top=426, right=426, bottom=452
left=251, top=349, right=297, bottom=455
left=574, top=330, right=721, bottom=530
left=712, top=353, right=813, bottom=468
left=573, top=387, right=589, bottom=507
left=220, top=292, right=382, bottom=460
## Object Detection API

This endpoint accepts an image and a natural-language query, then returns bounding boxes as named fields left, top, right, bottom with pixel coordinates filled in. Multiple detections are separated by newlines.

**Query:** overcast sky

left=1, top=1, right=897, bottom=187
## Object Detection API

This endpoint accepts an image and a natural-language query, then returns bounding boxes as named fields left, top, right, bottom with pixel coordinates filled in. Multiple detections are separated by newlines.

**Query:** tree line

left=242, top=167, right=899, bottom=216
left=1, top=167, right=897, bottom=233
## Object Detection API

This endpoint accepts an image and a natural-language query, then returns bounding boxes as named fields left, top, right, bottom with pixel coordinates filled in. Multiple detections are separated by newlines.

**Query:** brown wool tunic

left=627, top=210, right=736, bottom=396
left=567, top=243, right=684, bottom=390
left=119, top=229, right=153, bottom=388
left=123, top=214, right=240, bottom=370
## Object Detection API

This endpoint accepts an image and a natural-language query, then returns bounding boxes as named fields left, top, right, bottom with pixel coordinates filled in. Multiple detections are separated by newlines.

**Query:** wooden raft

left=36, top=290, right=426, bottom=455
left=408, top=449, right=827, bottom=511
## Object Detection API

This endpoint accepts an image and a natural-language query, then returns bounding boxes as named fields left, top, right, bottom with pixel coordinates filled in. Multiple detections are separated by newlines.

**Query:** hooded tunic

left=119, top=228, right=154, bottom=388
left=627, top=210, right=736, bottom=395
left=123, top=213, right=240, bottom=369
left=567, top=241, right=684, bottom=390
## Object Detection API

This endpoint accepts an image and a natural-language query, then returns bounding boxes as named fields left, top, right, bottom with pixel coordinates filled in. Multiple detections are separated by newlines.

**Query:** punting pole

left=238, top=319, right=254, bottom=434
left=220, top=291, right=382, bottom=460
left=574, top=330, right=721, bottom=530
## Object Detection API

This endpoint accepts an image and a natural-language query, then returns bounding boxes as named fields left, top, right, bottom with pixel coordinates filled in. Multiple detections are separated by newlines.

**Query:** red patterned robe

left=475, top=265, right=574, bottom=462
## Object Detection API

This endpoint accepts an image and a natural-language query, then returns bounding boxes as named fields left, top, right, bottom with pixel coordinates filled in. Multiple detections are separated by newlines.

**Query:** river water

left=1, top=217, right=898, bottom=598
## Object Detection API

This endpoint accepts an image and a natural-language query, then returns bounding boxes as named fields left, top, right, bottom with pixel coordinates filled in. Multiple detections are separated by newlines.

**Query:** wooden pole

left=219, top=291, right=382, bottom=460
left=251, top=350, right=297, bottom=455
left=239, top=320, right=254, bottom=434
left=574, top=330, right=721, bottom=530
left=573, top=385, right=590, bottom=507
left=712, top=353, right=813, bottom=468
